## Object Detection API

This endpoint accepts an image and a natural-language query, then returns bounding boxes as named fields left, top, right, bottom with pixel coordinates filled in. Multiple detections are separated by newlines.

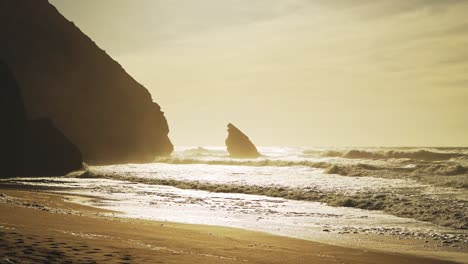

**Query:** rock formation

left=0, top=0, right=173, bottom=164
left=1, top=60, right=83, bottom=177
left=225, top=123, right=261, bottom=158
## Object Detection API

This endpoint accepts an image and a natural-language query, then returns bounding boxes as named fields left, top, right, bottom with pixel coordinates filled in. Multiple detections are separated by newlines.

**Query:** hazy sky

left=50, top=0, right=468, bottom=147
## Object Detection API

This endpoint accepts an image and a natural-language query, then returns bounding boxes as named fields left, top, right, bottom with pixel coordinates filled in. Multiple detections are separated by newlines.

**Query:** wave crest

left=83, top=169, right=468, bottom=230
left=153, top=157, right=330, bottom=169
left=312, top=149, right=466, bottom=161
left=179, top=147, right=227, bottom=158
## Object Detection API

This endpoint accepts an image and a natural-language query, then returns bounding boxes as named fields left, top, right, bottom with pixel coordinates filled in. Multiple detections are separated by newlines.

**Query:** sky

left=50, top=0, right=468, bottom=147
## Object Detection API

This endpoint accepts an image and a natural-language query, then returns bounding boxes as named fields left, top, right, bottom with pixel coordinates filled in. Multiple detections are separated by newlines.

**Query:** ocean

left=10, top=146, right=468, bottom=254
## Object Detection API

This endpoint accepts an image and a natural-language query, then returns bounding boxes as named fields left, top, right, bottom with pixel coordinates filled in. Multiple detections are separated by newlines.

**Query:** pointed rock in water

left=225, top=123, right=261, bottom=158
left=0, top=0, right=173, bottom=164
left=1, top=60, right=83, bottom=177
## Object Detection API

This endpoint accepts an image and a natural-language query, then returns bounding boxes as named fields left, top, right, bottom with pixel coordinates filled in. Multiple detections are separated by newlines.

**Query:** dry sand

left=0, top=187, right=460, bottom=264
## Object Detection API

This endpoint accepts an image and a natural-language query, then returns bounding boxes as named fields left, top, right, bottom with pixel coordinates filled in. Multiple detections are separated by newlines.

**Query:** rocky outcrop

left=14, top=118, right=83, bottom=176
left=0, top=0, right=173, bottom=164
left=1, top=60, right=82, bottom=177
left=225, top=123, right=261, bottom=158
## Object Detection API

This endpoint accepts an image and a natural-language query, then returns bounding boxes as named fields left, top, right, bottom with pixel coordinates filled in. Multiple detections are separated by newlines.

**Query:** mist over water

left=8, top=146, right=467, bottom=256
left=76, top=146, right=468, bottom=229
left=153, top=146, right=468, bottom=189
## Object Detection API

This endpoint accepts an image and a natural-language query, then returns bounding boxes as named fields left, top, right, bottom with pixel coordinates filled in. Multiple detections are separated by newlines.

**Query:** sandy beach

left=0, top=186, right=461, bottom=264
left=2, top=1, right=467, bottom=263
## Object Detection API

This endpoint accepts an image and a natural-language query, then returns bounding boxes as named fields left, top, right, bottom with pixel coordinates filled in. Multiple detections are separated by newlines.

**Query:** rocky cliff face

left=0, top=0, right=173, bottom=164
left=225, top=123, right=261, bottom=158
left=1, top=60, right=83, bottom=177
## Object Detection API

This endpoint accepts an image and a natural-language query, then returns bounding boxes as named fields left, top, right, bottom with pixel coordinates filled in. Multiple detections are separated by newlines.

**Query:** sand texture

left=0, top=188, right=460, bottom=264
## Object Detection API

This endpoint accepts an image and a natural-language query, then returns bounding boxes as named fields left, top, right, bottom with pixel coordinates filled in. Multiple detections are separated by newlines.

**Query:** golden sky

left=50, top=0, right=468, bottom=147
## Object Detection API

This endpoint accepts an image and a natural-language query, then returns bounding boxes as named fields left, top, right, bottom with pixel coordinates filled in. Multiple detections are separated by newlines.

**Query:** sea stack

left=0, top=0, right=173, bottom=164
left=225, top=123, right=261, bottom=158
left=1, top=60, right=83, bottom=177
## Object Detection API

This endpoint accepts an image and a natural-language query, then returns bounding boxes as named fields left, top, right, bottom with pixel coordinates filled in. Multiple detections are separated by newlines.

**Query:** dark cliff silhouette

left=1, top=60, right=83, bottom=177
left=0, top=0, right=173, bottom=164
left=225, top=123, right=261, bottom=158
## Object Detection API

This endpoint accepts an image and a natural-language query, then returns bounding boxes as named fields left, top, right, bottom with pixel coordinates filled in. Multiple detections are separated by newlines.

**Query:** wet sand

left=0, top=187, right=461, bottom=264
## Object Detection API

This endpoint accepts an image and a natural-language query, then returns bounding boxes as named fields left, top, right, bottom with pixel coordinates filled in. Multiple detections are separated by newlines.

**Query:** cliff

left=1, top=60, right=83, bottom=177
left=0, top=0, right=173, bottom=164
left=225, top=123, right=261, bottom=158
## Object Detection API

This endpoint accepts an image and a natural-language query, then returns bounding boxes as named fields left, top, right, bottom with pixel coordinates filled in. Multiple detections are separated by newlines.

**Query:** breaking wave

left=324, top=163, right=467, bottom=176
left=179, top=147, right=227, bottom=158
left=79, top=146, right=468, bottom=229
left=153, top=157, right=330, bottom=169
left=310, top=149, right=467, bottom=161
left=153, top=157, right=467, bottom=182
left=82, top=168, right=468, bottom=230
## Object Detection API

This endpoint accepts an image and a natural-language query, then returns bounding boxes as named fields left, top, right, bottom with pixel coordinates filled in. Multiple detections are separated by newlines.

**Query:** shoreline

left=0, top=185, right=465, bottom=264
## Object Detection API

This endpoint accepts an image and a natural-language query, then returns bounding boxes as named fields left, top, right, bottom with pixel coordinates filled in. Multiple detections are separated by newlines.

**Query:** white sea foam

left=6, top=176, right=467, bottom=259
left=3, top=146, right=467, bottom=255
